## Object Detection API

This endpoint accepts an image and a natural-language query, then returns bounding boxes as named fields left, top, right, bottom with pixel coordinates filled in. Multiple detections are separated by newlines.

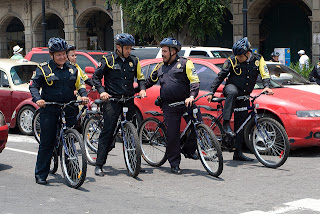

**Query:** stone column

left=75, top=27, right=88, bottom=49
left=0, top=31, right=8, bottom=57
left=247, top=18, right=262, bottom=51
left=232, top=0, right=244, bottom=43
left=312, top=0, right=320, bottom=63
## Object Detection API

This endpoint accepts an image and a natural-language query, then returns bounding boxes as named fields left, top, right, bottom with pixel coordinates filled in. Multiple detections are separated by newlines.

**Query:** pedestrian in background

left=270, top=52, right=280, bottom=62
left=309, top=56, right=320, bottom=85
left=10, top=45, right=24, bottom=59
left=298, top=50, right=309, bottom=69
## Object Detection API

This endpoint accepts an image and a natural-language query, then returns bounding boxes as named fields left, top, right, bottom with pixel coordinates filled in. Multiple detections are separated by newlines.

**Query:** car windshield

left=88, top=54, right=105, bottom=63
left=10, top=65, right=37, bottom=85
left=131, top=48, right=160, bottom=60
left=267, top=63, right=311, bottom=85
left=211, top=51, right=232, bottom=58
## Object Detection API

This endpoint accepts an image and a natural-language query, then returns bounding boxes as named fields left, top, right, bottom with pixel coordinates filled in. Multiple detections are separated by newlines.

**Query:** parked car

left=25, top=47, right=108, bottom=75
left=131, top=47, right=161, bottom=60
left=0, top=59, right=39, bottom=135
left=134, top=57, right=320, bottom=149
left=156, top=46, right=233, bottom=59
left=0, top=111, right=8, bottom=153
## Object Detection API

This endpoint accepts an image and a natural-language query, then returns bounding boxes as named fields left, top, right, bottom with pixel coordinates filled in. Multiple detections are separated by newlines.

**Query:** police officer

left=92, top=33, right=146, bottom=176
left=207, top=37, right=273, bottom=161
left=66, top=45, right=94, bottom=87
left=29, top=37, right=89, bottom=185
left=309, top=57, right=320, bottom=85
left=270, top=52, right=280, bottom=62
left=142, top=38, right=200, bottom=174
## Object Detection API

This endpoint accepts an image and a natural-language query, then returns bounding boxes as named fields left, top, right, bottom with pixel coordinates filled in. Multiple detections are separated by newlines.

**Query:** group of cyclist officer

left=29, top=33, right=273, bottom=184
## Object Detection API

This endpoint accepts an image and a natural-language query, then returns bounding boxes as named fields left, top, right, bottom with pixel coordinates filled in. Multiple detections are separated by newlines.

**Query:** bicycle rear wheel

left=138, top=117, right=167, bottom=167
left=61, top=128, right=87, bottom=188
left=249, top=117, right=289, bottom=168
left=32, top=109, right=41, bottom=144
left=122, top=121, right=141, bottom=178
left=196, top=123, right=223, bottom=177
left=83, top=116, right=102, bottom=165
left=49, top=146, right=58, bottom=174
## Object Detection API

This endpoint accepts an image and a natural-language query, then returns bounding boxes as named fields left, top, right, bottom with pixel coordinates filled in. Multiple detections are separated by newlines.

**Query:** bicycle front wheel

left=61, top=128, right=87, bottom=188
left=250, top=117, right=289, bottom=168
left=32, top=109, right=41, bottom=144
left=201, top=113, right=225, bottom=148
left=83, top=116, right=102, bottom=165
left=196, top=123, right=223, bottom=177
left=138, top=117, right=167, bottom=167
left=122, top=121, right=141, bottom=178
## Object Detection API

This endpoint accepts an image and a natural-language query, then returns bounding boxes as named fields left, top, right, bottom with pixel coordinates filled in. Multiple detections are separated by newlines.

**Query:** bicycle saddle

left=211, top=97, right=226, bottom=103
left=94, top=99, right=105, bottom=105
left=145, top=111, right=163, bottom=117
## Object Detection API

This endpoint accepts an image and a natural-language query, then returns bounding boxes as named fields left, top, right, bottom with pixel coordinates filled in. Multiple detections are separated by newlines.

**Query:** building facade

left=0, top=0, right=122, bottom=58
left=1, top=0, right=320, bottom=63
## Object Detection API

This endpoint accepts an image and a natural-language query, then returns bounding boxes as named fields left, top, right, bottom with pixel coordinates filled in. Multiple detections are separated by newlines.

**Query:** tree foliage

left=109, top=0, right=228, bottom=45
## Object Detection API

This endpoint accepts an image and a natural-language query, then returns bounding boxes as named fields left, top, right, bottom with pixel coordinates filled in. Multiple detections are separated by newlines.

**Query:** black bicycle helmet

left=48, top=37, right=68, bottom=53
left=232, top=37, right=251, bottom=56
left=271, top=52, right=280, bottom=57
left=160, top=38, right=181, bottom=52
left=114, top=33, right=135, bottom=46
left=67, top=45, right=76, bottom=53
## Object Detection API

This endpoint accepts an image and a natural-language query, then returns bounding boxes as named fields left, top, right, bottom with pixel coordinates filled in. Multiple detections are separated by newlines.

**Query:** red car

left=134, top=57, right=320, bottom=149
left=0, top=111, right=8, bottom=153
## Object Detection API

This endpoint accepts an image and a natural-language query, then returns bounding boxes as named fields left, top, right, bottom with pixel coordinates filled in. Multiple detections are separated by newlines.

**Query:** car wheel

left=17, top=106, right=35, bottom=135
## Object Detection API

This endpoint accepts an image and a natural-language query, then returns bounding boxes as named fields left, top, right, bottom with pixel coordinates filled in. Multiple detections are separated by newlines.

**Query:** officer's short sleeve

left=185, top=60, right=200, bottom=84
left=259, top=56, right=270, bottom=79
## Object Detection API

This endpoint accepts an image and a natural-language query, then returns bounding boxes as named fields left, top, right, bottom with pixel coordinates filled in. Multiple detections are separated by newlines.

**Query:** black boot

left=223, top=120, right=235, bottom=137
left=233, top=149, right=254, bottom=161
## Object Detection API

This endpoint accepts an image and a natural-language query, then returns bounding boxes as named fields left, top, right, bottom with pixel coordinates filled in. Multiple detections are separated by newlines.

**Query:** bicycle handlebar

left=168, top=92, right=213, bottom=107
left=45, top=100, right=84, bottom=107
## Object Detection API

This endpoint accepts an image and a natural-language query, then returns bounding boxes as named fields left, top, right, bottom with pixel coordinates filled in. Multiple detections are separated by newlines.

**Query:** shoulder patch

left=223, top=60, right=229, bottom=69
left=39, top=62, right=48, bottom=67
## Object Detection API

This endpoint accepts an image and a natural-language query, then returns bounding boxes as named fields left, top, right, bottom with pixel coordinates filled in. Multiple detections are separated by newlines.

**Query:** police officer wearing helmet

left=29, top=37, right=89, bottom=185
left=309, top=56, right=320, bottom=85
left=207, top=37, right=273, bottom=161
left=66, top=45, right=94, bottom=87
left=270, top=52, right=280, bottom=62
left=92, top=33, right=146, bottom=176
left=141, top=38, right=200, bottom=174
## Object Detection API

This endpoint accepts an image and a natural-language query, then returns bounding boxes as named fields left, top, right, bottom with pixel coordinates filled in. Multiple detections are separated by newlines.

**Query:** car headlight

left=296, top=110, right=320, bottom=117
left=0, top=111, right=6, bottom=126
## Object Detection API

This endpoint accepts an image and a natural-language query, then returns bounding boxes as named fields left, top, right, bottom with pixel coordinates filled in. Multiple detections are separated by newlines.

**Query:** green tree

left=109, top=0, right=228, bottom=45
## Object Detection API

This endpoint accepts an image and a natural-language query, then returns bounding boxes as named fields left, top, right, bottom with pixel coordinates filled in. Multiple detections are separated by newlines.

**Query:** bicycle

left=34, top=100, right=87, bottom=188
left=83, top=95, right=142, bottom=178
left=138, top=93, right=223, bottom=177
left=32, top=89, right=96, bottom=144
left=199, top=91, right=290, bottom=168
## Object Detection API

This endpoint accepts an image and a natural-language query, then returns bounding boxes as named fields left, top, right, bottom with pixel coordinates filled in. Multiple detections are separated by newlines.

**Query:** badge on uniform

left=69, top=68, right=74, bottom=74
left=255, top=60, right=260, bottom=66
left=31, top=71, right=36, bottom=79
left=177, top=63, right=181, bottom=69
left=129, top=62, right=133, bottom=67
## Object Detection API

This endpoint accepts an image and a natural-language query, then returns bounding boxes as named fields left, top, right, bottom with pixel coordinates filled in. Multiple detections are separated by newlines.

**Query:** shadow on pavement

left=0, top=163, right=13, bottom=171
left=289, top=146, right=320, bottom=158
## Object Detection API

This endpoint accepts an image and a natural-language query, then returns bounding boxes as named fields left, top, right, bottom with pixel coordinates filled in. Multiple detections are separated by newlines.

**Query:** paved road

left=1, top=133, right=320, bottom=214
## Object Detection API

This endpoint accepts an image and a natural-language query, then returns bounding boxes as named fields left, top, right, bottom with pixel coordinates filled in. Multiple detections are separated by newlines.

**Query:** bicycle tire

left=83, top=116, right=102, bottom=165
left=248, top=117, right=289, bottom=168
left=201, top=113, right=225, bottom=148
left=138, top=117, right=167, bottom=167
left=122, top=121, right=141, bottom=178
left=60, top=128, right=87, bottom=188
left=32, top=108, right=41, bottom=144
left=196, top=123, right=223, bottom=177
left=49, top=146, right=58, bottom=174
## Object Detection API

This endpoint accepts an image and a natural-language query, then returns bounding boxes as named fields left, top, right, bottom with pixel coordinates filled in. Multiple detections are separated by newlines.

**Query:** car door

left=0, top=70, right=12, bottom=123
